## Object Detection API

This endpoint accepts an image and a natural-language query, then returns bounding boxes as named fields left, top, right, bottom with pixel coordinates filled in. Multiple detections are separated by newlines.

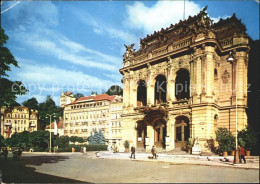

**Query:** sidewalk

left=95, top=151, right=259, bottom=170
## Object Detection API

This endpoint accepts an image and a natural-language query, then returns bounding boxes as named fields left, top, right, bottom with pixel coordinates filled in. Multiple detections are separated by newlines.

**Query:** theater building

left=120, top=7, right=250, bottom=151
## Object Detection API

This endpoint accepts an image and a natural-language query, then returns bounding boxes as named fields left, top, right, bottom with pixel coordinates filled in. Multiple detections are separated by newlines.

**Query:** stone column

left=193, top=57, right=200, bottom=104
left=160, top=125, right=163, bottom=143
left=204, top=48, right=215, bottom=103
left=167, top=65, right=176, bottom=102
left=235, top=52, right=247, bottom=105
left=146, top=125, right=154, bottom=151
left=189, top=60, right=194, bottom=100
left=181, top=124, right=185, bottom=142
left=166, top=117, right=175, bottom=151
left=123, top=76, right=130, bottom=108
left=128, top=75, right=134, bottom=107
left=147, top=70, right=155, bottom=106
left=200, top=55, right=206, bottom=102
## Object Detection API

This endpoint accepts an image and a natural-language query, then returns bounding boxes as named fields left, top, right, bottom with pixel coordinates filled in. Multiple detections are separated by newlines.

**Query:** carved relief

left=222, top=69, right=230, bottom=83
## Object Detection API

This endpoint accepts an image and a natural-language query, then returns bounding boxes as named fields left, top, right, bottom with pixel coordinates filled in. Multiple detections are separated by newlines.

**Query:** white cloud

left=125, top=1, right=201, bottom=34
left=11, top=28, right=121, bottom=72
left=73, top=9, right=138, bottom=44
left=125, top=1, right=232, bottom=37
left=16, top=60, right=114, bottom=88
left=12, top=58, right=115, bottom=104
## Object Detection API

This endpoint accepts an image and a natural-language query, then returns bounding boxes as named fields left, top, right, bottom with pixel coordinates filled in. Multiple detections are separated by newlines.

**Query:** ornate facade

left=1, top=106, right=38, bottom=138
left=120, top=7, right=250, bottom=151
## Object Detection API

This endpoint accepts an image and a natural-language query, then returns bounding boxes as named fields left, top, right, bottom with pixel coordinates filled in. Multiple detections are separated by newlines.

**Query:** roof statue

left=121, top=6, right=248, bottom=68
left=123, top=43, right=135, bottom=67
left=123, top=44, right=135, bottom=60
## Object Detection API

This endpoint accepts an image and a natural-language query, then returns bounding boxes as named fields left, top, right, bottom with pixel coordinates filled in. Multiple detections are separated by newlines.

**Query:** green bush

left=238, top=127, right=259, bottom=154
left=57, top=147, right=72, bottom=152
left=54, top=136, right=70, bottom=148
left=56, top=144, right=108, bottom=152
left=216, top=128, right=235, bottom=153
left=123, top=140, right=129, bottom=149
left=33, top=147, right=49, bottom=152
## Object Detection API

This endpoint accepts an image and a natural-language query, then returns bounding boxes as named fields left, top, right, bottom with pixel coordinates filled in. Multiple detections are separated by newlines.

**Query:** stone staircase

left=135, top=148, right=189, bottom=155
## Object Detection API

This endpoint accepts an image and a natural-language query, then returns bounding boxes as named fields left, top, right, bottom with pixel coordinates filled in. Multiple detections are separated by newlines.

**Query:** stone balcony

left=4, top=122, right=11, bottom=126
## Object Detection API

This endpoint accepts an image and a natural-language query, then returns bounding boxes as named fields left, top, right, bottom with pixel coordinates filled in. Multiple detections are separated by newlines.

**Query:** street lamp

left=226, top=51, right=239, bottom=164
left=46, top=113, right=56, bottom=152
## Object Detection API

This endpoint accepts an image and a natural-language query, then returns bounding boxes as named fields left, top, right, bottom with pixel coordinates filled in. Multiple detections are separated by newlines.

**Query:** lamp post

left=46, top=113, right=56, bottom=152
left=226, top=51, right=239, bottom=164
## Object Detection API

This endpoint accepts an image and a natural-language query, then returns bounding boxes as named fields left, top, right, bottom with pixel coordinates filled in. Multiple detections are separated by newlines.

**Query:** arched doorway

left=175, top=116, right=190, bottom=148
left=136, top=121, right=147, bottom=149
left=154, top=75, right=167, bottom=104
left=175, top=69, right=190, bottom=100
left=154, top=119, right=167, bottom=149
left=137, top=80, right=147, bottom=107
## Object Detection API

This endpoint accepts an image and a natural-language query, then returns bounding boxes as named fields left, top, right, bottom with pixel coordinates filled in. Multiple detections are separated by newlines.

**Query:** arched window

left=137, top=80, right=147, bottom=107
left=154, top=75, right=167, bottom=104
left=175, top=69, right=190, bottom=101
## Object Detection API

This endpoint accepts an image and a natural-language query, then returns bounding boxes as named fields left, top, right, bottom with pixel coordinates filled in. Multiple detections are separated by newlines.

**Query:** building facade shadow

left=0, top=155, right=91, bottom=183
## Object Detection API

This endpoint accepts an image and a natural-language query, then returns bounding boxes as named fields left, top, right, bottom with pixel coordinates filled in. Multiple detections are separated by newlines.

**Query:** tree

left=9, top=101, right=20, bottom=109
left=69, top=136, right=84, bottom=143
left=0, top=28, right=28, bottom=108
left=74, top=93, right=84, bottom=100
left=0, top=135, right=5, bottom=147
left=87, top=128, right=106, bottom=145
left=238, top=127, right=259, bottom=155
left=0, top=28, right=28, bottom=135
left=38, top=95, right=63, bottom=128
left=69, top=136, right=78, bottom=143
left=54, top=136, right=70, bottom=148
left=215, top=128, right=235, bottom=153
left=22, top=97, right=38, bottom=110
left=28, top=130, right=53, bottom=149
left=98, top=129, right=106, bottom=145
left=106, top=85, right=123, bottom=96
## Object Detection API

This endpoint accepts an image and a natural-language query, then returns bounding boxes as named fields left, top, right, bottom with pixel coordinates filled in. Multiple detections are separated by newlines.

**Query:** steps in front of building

left=135, top=148, right=190, bottom=155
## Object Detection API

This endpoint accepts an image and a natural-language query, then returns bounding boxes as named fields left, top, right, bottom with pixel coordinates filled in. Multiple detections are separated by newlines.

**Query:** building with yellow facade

left=63, top=93, right=123, bottom=143
left=1, top=106, right=39, bottom=138
left=120, top=7, right=250, bottom=151
left=60, top=91, right=76, bottom=108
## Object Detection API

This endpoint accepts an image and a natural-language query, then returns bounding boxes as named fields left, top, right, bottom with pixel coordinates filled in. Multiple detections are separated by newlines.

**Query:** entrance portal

left=136, top=121, right=147, bottom=149
left=175, top=116, right=190, bottom=149
left=154, top=119, right=167, bottom=149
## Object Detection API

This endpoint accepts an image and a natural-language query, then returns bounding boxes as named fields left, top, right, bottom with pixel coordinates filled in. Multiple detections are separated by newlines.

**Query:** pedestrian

left=240, top=146, right=246, bottom=164
left=17, top=147, right=22, bottom=160
left=72, top=147, right=75, bottom=153
left=152, top=145, right=157, bottom=159
left=130, top=145, right=135, bottom=159
left=3, top=148, right=8, bottom=160
left=238, top=145, right=241, bottom=162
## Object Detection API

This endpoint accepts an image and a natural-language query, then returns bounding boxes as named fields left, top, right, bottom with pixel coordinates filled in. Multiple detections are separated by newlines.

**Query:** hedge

left=57, top=144, right=108, bottom=152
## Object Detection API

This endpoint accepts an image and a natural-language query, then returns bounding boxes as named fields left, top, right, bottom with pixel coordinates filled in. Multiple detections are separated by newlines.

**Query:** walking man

left=240, top=146, right=246, bottom=164
left=151, top=145, right=157, bottom=159
left=3, top=148, right=8, bottom=160
left=130, top=145, right=135, bottom=159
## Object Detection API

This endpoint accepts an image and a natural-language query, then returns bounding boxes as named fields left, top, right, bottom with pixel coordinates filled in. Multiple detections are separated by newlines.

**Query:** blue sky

left=1, top=0, right=259, bottom=105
